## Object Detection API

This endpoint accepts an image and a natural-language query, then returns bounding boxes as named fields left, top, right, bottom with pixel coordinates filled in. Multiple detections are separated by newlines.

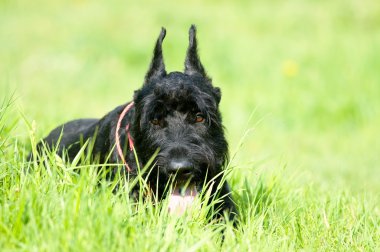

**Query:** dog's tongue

left=168, top=184, right=198, bottom=215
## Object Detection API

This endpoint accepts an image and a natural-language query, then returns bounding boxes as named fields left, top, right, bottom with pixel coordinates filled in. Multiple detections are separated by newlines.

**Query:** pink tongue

left=168, top=185, right=198, bottom=215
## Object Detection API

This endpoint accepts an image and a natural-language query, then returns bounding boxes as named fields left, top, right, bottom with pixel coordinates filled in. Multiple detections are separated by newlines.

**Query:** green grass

left=1, top=0, right=379, bottom=250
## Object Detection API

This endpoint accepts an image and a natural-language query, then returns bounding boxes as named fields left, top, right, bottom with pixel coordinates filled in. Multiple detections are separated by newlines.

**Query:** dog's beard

left=153, top=156, right=213, bottom=215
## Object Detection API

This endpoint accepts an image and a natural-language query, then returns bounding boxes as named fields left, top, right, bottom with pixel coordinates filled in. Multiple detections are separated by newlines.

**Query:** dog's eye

left=151, top=118, right=160, bottom=126
left=195, top=113, right=205, bottom=123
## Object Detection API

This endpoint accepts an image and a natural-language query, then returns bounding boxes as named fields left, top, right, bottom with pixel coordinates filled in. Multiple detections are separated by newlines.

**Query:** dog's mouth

left=167, top=180, right=199, bottom=215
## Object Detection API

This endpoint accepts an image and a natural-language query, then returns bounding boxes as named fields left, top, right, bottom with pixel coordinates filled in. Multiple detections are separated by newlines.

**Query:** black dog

left=35, top=25, right=237, bottom=219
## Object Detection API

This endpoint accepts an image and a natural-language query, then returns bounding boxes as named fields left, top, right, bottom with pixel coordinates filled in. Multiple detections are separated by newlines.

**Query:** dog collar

left=115, top=102, right=135, bottom=172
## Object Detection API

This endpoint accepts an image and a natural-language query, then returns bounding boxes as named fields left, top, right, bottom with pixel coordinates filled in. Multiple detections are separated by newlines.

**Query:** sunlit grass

left=1, top=95, right=379, bottom=251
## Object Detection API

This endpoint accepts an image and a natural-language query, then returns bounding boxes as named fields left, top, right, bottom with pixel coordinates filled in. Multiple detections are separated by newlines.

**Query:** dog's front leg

left=217, top=181, right=238, bottom=222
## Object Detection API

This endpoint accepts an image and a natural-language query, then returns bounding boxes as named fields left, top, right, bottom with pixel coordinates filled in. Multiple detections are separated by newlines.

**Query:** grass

left=1, top=0, right=380, bottom=250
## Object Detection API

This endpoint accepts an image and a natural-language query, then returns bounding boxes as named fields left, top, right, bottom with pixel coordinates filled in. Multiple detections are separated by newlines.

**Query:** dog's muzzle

left=165, top=159, right=199, bottom=215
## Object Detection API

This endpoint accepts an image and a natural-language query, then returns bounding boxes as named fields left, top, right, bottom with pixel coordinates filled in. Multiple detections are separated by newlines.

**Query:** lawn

left=1, top=0, right=379, bottom=251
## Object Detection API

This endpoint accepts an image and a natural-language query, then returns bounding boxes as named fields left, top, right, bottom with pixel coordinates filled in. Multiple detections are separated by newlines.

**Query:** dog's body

left=36, top=25, right=237, bottom=219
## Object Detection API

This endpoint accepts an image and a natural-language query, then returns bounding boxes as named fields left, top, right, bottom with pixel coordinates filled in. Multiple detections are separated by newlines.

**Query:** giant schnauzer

left=34, top=25, right=237, bottom=220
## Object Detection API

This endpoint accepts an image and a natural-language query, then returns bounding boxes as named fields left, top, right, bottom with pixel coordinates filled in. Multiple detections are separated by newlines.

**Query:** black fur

left=34, top=25, right=237, bottom=220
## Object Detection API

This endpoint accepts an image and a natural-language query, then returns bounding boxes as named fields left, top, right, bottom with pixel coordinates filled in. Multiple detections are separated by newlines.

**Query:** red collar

left=115, top=102, right=135, bottom=172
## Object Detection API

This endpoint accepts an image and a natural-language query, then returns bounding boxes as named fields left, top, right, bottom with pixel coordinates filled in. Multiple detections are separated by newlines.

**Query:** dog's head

left=132, top=26, right=228, bottom=213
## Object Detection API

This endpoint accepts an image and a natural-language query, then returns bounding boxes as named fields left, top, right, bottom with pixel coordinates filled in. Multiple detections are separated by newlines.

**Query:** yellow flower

left=282, top=60, right=299, bottom=78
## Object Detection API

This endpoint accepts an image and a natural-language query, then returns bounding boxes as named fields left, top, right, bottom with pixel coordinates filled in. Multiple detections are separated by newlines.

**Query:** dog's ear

left=184, top=25, right=209, bottom=79
left=144, top=27, right=167, bottom=85
left=213, top=87, right=221, bottom=104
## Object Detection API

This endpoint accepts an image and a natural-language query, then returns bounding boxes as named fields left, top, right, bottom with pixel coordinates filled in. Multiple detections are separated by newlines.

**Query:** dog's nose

left=167, top=160, right=193, bottom=177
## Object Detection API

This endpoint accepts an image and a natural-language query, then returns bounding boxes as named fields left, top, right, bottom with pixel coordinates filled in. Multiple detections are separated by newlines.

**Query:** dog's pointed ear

left=144, top=27, right=167, bottom=85
left=213, top=87, right=221, bottom=104
left=184, top=25, right=208, bottom=78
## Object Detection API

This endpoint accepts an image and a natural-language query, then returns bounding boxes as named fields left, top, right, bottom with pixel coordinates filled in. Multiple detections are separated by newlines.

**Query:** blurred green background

left=1, top=0, right=379, bottom=195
